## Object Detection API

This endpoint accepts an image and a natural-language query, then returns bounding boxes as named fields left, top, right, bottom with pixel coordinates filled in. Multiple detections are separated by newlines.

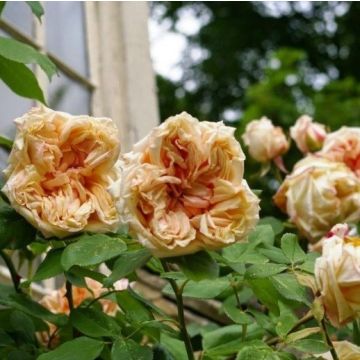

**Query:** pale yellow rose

left=315, top=228, right=360, bottom=328
left=290, top=115, right=327, bottom=153
left=38, top=278, right=128, bottom=346
left=274, top=156, right=360, bottom=242
left=242, top=117, right=289, bottom=162
left=111, top=112, right=260, bottom=257
left=319, top=341, right=360, bottom=360
left=2, top=106, right=120, bottom=238
left=319, top=127, right=360, bottom=178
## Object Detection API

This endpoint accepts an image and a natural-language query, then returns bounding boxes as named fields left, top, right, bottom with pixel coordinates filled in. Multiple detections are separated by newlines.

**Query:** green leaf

left=160, top=271, right=187, bottom=281
left=163, top=278, right=229, bottom=299
left=222, top=243, right=268, bottom=264
left=275, top=302, right=297, bottom=337
left=288, top=339, right=329, bottom=354
left=0, top=203, right=36, bottom=249
left=0, top=2, right=6, bottom=16
left=299, top=252, right=320, bottom=274
left=70, top=308, right=121, bottom=338
left=0, top=37, right=56, bottom=80
left=245, top=263, right=287, bottom=279
left=259, top=247, right=290, bottom=264
left=0, top=293, right=67, bottom=326
left=286, top=327, right=321, bottom=343
left=70, top=266, right=106, bottom=284
left=9, top=310, right=36, bottom=344
left=25, top=1, right=44, bottom=22
left=0, top=328, right=15, bottom=346
left=236, top=345, right=278, bottom=360
left=32, top=248, right=63, bottom=282
left=116, top=290, right=153, bottom=323
left=111, top=338, right=152, bottom=360
left=248, top=224, right=275, bottom=247
left=160, top=334, right=187, bottom=360
left=205, top=334, right=266, bottom=357
left=223, top=303, right=253, bottom=325
left=103, top=248, right=151, bottom=287
left=353, top=319, right=360, bottom=346
left=37, top=337, right=104, bottom=360
left=271, top=273, right=309, bottom=305
left=8, top=350, right=33, bottom=360
left=281, top=233, right=306, bottom=264
left=0, top=135, right=13, bottom=150
left=247, top=278, right=279, bottom=314
left=61, top=234, right=126, bottom=270
left=172, top=251, right=219, bottom=281
left=259, top=217, right=284, bottom=235
left=0, top=55, right=45, bottom=103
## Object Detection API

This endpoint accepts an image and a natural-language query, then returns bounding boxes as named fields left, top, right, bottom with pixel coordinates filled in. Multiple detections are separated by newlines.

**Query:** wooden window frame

left=0, top=1, right=159, bottom=291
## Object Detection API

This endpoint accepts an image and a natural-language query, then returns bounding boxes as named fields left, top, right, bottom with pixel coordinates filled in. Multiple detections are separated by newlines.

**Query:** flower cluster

left=2, top=108, right=259, bottom=258
left=243, top=114, right=360, bottom=244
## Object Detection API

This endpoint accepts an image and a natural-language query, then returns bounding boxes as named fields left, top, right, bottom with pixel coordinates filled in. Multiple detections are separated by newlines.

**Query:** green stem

left=266, top=312, right=314, bottom=346
left=353, top=319, right=360, bottom=346
left=320, top=319, right=338, bottom=360
left=0, top=250, right=21, bottom=292
left=86, top=290, right=118, bottom=308
left=231, top=279, right=247, bottom=341
left=242, top=324, right=248, bottom=341
left=65, top=280, right=74, bottom=311
left=162, top=260, right=194, bottom=360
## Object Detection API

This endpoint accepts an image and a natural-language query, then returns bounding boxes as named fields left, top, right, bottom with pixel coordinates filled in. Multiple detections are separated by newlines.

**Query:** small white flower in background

left=242, top=116, right=289, bottom=163
left=290, top=115, right=327, bottom=153
left=315, top=225, right=360, bottom=328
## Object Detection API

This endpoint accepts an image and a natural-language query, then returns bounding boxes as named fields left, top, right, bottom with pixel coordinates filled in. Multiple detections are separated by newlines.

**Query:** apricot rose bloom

left=319, top=127, right=360, bottom=178
left=290, top=115, right=327, bottom=153
left=315, top=227, right=360, bottom=327
left=38, top=278, right=128, bottom=346
left=274, top=156, right=360, bottom=242
left=2, top=107, right=120, bottom=238
left=319, top=341, right=360, bottom=360
left=242, top=117, right=289, bottom=162
left=112, top=112, right=260, bottom=257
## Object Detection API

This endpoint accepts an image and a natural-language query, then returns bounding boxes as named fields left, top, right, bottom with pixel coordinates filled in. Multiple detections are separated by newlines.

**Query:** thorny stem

left=0, top=250, right=21, bottom=293
left=320, top=319, right=339, bottom=360
left=162, top=260, right=194, bottom=360
left=65, top=280, right=74, bottom=311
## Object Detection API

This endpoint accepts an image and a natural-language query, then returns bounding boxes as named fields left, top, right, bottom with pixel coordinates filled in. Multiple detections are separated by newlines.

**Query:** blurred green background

left=152, top=1, right=360, bottom=131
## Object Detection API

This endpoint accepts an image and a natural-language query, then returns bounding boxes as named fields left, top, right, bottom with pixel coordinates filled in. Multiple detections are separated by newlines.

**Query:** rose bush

left=0, top=105, right=359, bottom=360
